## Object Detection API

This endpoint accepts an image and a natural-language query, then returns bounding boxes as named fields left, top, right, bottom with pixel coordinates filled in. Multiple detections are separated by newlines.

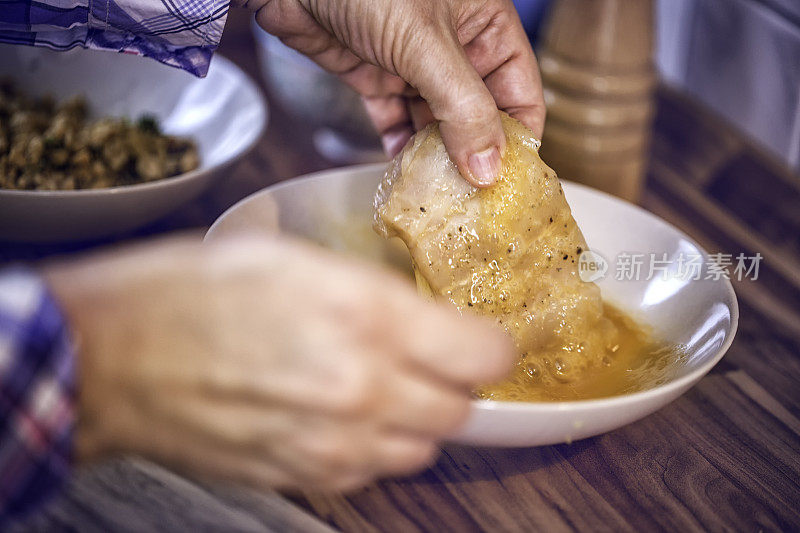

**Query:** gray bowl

left=0, top=45, right=267, bottom=243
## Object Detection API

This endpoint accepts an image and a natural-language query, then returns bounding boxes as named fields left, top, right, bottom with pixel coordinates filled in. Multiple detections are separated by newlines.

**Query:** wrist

left=41, top=262, right=122, bottom=464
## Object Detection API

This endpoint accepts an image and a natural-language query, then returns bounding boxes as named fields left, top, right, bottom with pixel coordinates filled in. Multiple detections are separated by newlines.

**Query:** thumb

left=403, top=34, right=505, bottom=188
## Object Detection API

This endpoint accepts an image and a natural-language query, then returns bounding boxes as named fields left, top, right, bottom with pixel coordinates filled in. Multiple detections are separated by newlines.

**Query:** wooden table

left=6, top=10, right=800, bottom=532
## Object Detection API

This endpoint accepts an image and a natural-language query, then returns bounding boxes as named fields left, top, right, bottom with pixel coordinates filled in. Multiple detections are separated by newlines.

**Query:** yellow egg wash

left=376, top=112, right=684, bottom=403
left=475, top=304, right=687, bottom=402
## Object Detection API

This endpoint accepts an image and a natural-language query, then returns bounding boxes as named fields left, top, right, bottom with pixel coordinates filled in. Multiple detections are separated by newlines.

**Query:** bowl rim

left=0, top=54, right=267, bottom=198
left=472, top=179, right=739, bottom=412
left=207, top=162, right=740, bottom=412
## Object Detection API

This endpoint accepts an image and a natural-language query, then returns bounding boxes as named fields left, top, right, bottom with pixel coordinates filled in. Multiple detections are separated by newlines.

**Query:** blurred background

left=255, top=0, right=799, bottom=188
left=521, top=0, right=800, bottom=173
left=655, top=0, right=800, bottom=173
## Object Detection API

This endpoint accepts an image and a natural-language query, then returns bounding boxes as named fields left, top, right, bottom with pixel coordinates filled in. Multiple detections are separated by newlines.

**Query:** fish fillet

left=374, top=113, right=618, bottom=397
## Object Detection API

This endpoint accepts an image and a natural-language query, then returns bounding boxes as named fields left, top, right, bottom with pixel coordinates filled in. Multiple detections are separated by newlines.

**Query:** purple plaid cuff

left=0, top=268, right=76, bottom=521
left=0, top=0, right=230, bottom=77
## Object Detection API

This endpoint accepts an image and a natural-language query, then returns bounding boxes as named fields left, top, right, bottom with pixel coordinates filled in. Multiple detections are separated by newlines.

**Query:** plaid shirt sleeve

left=0, top=268, right=76, bottom=522
left=0, top=0, right=230, bottom=77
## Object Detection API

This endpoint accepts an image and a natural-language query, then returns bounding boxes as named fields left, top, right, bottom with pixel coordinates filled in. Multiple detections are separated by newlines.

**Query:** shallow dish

left=0, top=45, right=267, bottom=242
left=206, top=163, right=738, bottom=447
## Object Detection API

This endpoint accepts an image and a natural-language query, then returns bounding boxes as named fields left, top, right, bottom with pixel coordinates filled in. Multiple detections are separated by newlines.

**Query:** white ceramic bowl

left=206, top=163, right=738, bottom=447
left=0, top=45, right=267, bottom=242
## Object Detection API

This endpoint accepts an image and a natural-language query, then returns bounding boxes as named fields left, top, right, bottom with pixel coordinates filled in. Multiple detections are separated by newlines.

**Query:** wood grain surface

left=3, top=10, right=799, bottom=532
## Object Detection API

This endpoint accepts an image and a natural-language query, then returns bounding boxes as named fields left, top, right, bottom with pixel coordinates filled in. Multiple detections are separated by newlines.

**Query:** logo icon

left=578, top=250, right=608, bottom=282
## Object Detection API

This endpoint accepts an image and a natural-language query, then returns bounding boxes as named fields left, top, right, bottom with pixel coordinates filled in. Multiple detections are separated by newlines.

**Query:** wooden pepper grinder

left=537, top=0, right=656, bottom=202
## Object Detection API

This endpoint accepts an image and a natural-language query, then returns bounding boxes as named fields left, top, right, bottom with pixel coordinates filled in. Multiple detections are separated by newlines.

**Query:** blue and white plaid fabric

left=0, top=269, right=76, bottom=521
left=0, top=0, right=230, bottom=76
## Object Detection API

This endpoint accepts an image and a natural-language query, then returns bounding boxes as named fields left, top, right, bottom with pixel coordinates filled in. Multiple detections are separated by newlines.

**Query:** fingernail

left=468, top=147, right=501, bottom=186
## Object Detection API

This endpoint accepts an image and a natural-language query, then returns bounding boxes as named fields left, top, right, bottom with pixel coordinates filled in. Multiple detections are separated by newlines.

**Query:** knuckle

left=450, top=92, right=499, bottom=126
left=329, top=473, right=372, bottom=493
left=302, top=436, right=352, bottom=471
left=463, top=325, right=516, bottom=382
left=484, top=334, right=517, bottom=380
left=326, top=360, right=376, bottom=415
left=437, top=396, right=472, bottom=435
left=391, top=441, right=439, bottom=475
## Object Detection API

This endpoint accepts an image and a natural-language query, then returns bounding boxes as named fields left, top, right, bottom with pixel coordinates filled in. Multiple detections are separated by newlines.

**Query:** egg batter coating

left=374, top=113, right=619, bottom=398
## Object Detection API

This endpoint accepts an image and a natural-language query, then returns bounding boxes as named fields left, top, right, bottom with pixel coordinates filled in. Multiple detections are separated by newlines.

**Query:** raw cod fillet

left=373, top=113, right=618, bottom=397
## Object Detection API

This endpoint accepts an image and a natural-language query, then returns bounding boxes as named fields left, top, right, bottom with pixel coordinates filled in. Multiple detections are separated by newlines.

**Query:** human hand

left=244, top=0, right=545, bottom=187
left=43, top=235, right=514, bottom=491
